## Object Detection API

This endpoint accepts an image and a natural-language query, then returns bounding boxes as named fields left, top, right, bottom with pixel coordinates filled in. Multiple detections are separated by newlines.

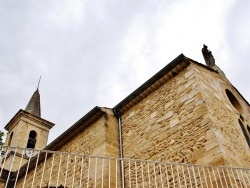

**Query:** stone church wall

left=121, top=62, right=250, bottom=168
left=15, top=111, right=120, bottom=187
left=122, top=64, right=220, bottom=165
left=120, top=62, right=250, bottom=187
left=192, top=63, right=250, bottom=168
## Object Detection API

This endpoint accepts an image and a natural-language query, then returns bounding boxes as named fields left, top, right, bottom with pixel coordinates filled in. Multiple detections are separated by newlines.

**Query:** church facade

left=1, top=47, right=250, bottom=187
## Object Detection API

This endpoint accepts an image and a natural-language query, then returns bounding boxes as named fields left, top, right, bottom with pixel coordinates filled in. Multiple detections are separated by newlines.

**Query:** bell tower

left=4, top=89, right=54, bottom=150
left=2, top=89, right=54, bottom=171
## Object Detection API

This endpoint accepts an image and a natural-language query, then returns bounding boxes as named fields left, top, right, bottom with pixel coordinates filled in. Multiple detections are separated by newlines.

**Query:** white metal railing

left=0, top=146, right=250, bottom=188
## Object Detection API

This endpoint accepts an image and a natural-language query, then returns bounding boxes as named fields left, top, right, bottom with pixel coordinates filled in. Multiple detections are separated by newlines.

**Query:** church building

left=1, top=46, right=250, bottom=187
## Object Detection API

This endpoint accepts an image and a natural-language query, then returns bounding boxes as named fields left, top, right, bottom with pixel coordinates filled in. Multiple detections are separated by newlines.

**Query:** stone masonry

left=121, top=62, right=250, bottom=167
left=16, top=109, right=120, bottom=187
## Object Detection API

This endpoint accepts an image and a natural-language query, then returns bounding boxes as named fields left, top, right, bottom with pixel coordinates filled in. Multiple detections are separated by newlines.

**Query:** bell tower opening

left=8, top=132, right=13, bottom=146
left=26, top=130, right=37, bottom=149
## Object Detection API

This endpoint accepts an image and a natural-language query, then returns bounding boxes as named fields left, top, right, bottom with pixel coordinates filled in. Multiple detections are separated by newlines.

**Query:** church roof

left=25, top=89, right=41, bottom=117
left=45, top=106, right=106, bottom=151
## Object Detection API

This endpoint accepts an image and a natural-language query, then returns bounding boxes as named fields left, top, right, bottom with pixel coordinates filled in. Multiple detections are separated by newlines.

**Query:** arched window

left=8, top=132, right=13, bottom=146
left=26, top=130, right=37, bottom=148
left=238, top=120, right=250, bottom=148
left=225, top=89, right=243, bottom=113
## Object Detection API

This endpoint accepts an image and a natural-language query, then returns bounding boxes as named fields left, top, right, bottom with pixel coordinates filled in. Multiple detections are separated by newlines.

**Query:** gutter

left=113, top=110, right=125, bottom=188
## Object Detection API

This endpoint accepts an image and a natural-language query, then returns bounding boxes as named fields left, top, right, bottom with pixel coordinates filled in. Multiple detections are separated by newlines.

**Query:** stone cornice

left=4, top=110, right=54, bottom=131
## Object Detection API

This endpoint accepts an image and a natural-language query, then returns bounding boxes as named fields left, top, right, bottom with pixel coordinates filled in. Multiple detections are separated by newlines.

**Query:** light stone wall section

left=121, top=63, right=250, bottom=187
left=122, top=65, right=214, bottom=164
left=122, top=63, right=250, bottom=167
left=3, top=113, right=53, bottom=171
left=5, top=117, right=50, bottom=151
left=16, top=111, right=120, bottom=188
left=192, top=63, right=250, bottom=168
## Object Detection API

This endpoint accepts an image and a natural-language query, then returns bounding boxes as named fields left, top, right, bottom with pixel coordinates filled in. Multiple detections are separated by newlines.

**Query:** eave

left=4, top=110, right=54, bottom=131
left=114, top=54, right=190, bottom=114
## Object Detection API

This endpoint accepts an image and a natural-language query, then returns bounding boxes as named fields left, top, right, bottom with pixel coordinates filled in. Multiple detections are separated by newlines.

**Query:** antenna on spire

left=37, top=76, right=41, bottom=90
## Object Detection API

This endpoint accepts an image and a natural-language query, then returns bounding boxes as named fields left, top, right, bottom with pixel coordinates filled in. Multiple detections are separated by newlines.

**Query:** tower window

left=225, top=89, right=243, bottom=113
left=26, top=130, right=37, bottom=149
left=8, top=132, right=13, bottom=146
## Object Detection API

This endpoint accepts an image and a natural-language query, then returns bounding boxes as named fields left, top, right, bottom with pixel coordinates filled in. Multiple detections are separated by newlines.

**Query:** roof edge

left=113, top=53, right=188, bottom=113
left=45, top=106, right=105, bottom=151
left=4, top=109, right=54, bottom=131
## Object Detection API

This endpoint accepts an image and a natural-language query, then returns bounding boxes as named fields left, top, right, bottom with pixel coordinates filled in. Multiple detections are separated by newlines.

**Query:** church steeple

left=25, top=89, right=41, bottom=117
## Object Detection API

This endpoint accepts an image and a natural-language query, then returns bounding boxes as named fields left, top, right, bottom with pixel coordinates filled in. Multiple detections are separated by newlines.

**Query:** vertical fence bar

left=212, top=166, right=219, bottom=188
left=226, top=168, right=233, bottom=187
left=230, top=168, right=239, bottom=188
left=165, top=164, right=170, bottom=188
left=176, top=164, right=182, bottom=188
left=5, top=147, right=17, bottom=188
left=64, top=153, right=70, bottom=188
left=101, top=158, right=104, bottom=188
left=31, top=150, right=41, bottom=188
left=87, top=156, right=91, bottom=188
left=56, top=153, right=63, bottom=187
left=71, top=154, right=77, bottom=188
left=108, top=158, right=111, bottom=188
left=22, top=151, right=32, bottom=188
left=153, top=163, right=158, bottom=188
left=216, top=167, right=223, bottom=188
left=207, top=166, right=214, bottom=188
left=116, top=159, right=118, bottom=188
left=141, top=161, right=145, bottom=188
left=94, top=157, right=97, bottom=188
left=239, top=168, right=247, bottom=187
left=135, top=160, right=138, bottom=188
left=39, top=152, right=48, bottom=188
left=159, top=163, right=163, bottom=188
left=245, top=169, right=250, bottom=185
left=235, top=169, right=243, bottom=188
left=48, top=152, right=55, bottom=187
left=187, top=165, right=193, bottom=188
left=147, top=162, right=151, bottom=188
left=202, top=166, right=208, bottom=188
left=221, top=167, right=229, bottom=188
left=14, top=149, right=25, bottom=188
left=192, top=165, right=198, bottom=188
left=0, top=146, right=9, bottom=178
left=182, top=164, right=187, bottom=188
left=197, top=166, right=203, bottom=188
left=170, top=164, right=175, bottom=188
left=79, top=155, right=84, bottom=188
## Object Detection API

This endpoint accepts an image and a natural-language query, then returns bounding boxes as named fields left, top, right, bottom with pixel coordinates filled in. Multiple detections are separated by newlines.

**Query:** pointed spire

left=25, top=89, right=41, bottom=117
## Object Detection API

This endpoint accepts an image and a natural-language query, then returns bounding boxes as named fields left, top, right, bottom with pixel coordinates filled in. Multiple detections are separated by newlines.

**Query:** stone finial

left=202, top=44, right=215, bottom=68
left=25, top=89, right=41, bottom=117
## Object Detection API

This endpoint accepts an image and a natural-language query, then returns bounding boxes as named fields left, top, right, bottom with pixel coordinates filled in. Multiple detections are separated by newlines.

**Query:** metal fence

left=0, top=146, right=249, bottom=188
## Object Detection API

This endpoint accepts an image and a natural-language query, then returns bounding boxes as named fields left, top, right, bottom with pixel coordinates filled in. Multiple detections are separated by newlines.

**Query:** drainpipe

left=113, top=110, right=125, bottom=188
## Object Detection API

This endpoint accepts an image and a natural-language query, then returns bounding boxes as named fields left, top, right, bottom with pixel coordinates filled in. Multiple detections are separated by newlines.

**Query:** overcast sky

left=0, top=0, right=250, bottom=144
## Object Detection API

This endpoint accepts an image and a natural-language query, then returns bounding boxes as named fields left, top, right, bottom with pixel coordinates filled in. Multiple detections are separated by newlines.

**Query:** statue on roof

left=202, top=44, right=215, bottom=68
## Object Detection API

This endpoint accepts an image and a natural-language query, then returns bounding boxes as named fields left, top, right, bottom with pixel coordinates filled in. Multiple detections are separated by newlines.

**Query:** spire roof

left=25, top=89, right=41, bottom=117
